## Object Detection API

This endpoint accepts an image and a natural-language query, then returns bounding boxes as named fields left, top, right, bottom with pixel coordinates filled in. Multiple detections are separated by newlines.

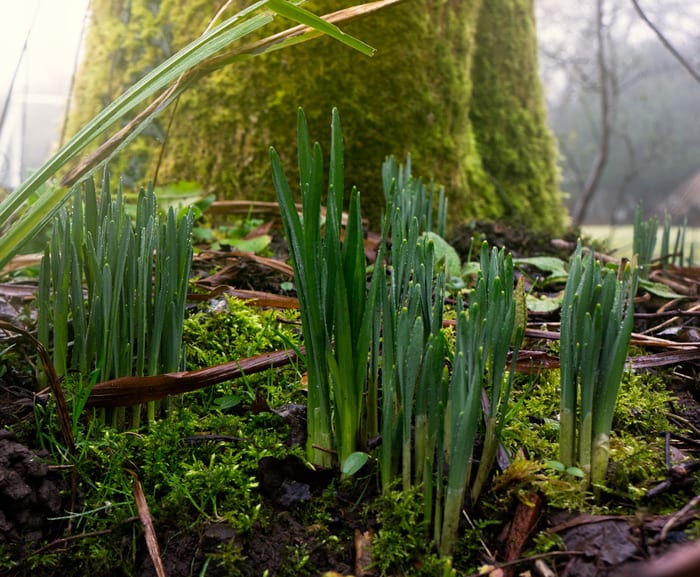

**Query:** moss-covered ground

left=1, top=219, right=699, bottom=576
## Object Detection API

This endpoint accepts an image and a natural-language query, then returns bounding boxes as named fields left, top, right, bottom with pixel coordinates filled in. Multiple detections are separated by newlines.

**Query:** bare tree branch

left=557, top=139, right=587, bottom=194
left=572, top=0, right=615, bottom=227
left=629, top=0, right=700, bottom=84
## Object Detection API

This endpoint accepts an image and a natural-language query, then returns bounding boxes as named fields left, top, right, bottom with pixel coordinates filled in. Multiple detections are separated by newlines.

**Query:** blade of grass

left=270, top=114, right=332, bottom=467
left=559, top=245, right=584, bottom=467
left=268, top=0, right=375, bottom=56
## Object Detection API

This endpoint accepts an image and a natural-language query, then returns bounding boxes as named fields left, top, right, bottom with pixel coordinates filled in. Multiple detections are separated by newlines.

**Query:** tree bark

left=470, top=0, right=565, bottom=232
left=66, top=0, right=566, bottom=233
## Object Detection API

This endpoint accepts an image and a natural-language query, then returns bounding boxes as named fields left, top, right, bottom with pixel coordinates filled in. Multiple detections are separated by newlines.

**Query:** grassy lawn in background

left=582, top=224, right=700, bottom=261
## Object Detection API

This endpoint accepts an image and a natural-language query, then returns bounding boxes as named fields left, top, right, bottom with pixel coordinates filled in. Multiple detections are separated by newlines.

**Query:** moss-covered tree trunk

left=469, top=0, right=565, bottom=232
left=65, top=0, right=565, bottom=233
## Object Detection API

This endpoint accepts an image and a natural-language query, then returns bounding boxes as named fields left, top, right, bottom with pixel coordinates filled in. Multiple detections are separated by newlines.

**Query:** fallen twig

left=0, top=320, right=75, bottom=455
left=132, top=474, right=167, bottom=577
left=86, top=347, right=302, bottom=408
left=463, top=549, right=586, bottom=577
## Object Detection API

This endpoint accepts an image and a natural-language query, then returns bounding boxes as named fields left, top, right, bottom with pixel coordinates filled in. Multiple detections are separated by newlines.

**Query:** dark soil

left=0, top=430, right=65, bottom=549
left=449, top=220, right=580, bottom=261
left=134, top=506, right=355, bottom=577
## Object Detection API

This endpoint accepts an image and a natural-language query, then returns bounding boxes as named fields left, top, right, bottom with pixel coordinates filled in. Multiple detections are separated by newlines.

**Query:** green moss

left=137, top=410, right=279, bottom=528
left=32, top=403, right=298, bottom=576
left=180, top=296, right=303, bottom=409
left=369, top=484, right=452, bottom=576
left=502, top=370, right=562, bottom=460
left=613, top=370, right=675, bottom=434
left=183, top=295, right=297, bottom=367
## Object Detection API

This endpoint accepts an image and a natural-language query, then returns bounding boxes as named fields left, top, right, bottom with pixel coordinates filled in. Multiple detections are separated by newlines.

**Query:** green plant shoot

left=559, top=244, right=637, bottom=488
left=270, top=108, right=383, bottom=470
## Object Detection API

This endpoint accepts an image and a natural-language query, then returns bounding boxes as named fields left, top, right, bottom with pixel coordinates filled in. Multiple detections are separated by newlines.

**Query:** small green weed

left=453, top=515, right=501, bottom=573
left=194, top=216, right=272, bottom=254
left=279, top=544, right=313, bottom=577
left=369, top=484, right=451, bottom=576
left=525, top=530, right=565, bottom=556
left=209, top=541, right=247, bottom=577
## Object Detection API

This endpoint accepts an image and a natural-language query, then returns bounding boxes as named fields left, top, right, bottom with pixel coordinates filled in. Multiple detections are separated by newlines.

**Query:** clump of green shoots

left=270, top=108, right=383, bottom=470
left=38, top=173, right=193, bottom=427
left=271, top=110, right=525, bottom=560
left=469, top=243, right=526, bottom=502
left=659, top=212, right=694, bottom=268
left=633, top=204, right=696, bottom=271
left=382, top=153, right=447, bottom=239
left=632, top=204, right=657, bottom=279
left=379, top=234, right=447, bottom=494
left=377, top=229, right=522, bottom=557
left=378, top=155, right=448, bottom=495
left=436, top=243, right=523, bottom=557
left=559, top=244, right=638, bottom=490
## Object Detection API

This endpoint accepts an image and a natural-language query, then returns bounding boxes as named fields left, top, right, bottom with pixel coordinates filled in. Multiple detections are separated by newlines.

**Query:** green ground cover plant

left=181, top=295, right=303, bottom=410
left=558, top=245, right=638, bottom=489
left=28, top=404, right=294, bottom=575
left=38, top=174, right=193, bottom=428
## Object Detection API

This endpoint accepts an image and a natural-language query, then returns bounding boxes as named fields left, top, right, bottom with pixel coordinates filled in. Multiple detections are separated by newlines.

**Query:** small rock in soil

left=0, top=429, right=64, bottom=545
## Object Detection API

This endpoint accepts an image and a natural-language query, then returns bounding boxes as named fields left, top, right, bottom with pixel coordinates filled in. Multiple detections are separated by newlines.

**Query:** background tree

left=470, top=0, right=563, bottom=232
left=65, top=0, right=566, bottom=233
left=536, top=0, right=700, bottom=225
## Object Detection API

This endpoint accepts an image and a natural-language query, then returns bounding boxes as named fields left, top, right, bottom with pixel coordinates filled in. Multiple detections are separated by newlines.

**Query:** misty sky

left=0, top=0, right=88, bottom=187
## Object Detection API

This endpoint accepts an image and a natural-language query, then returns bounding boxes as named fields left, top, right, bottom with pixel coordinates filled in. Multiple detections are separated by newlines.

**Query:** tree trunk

left=470, top=0, right=566, bottom=232
left=65, top=0, right=565, bottom=233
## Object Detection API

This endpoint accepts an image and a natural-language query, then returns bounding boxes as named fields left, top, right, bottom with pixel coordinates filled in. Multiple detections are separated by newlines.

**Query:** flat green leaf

left=420, top=232, right=461, bottom=278
left=342, top=451, right=370, bottom=476
left=214, top=395, right=243, bottom=410
left=638, top=279, right=684, bottom=299
left=214, top=235, right=271, bottom=253
left=566, top=466, right=585, bottom=478
left=526, top=292, right=564, bottom=313
left=514, top=256, right=569, bottom=278
left=461, top=261, right=481, bottom=277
